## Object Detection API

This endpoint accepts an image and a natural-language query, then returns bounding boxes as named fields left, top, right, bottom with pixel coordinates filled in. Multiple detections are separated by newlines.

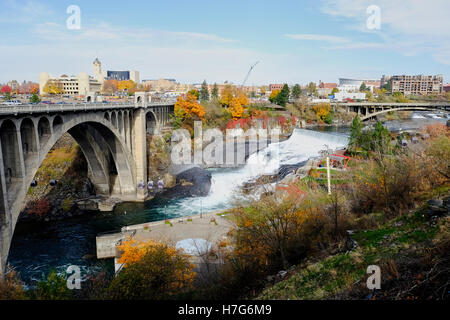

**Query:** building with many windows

left=382, top=74, right=443, bottom=95
left=39, top=58, right=141, bottom=96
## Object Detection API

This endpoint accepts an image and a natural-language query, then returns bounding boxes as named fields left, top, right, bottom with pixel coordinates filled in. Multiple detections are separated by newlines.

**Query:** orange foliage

left=175, top=93, right=206, bottom=120
left=424, top=123, right=448, bottom=138
left=219, top=85, right=249, bottom=118
left=229, top=97, right=244, bottom=120
left=103, top=79, right=119, bottom=94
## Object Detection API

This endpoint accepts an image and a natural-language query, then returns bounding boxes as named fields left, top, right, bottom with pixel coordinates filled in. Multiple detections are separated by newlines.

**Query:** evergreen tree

left=371, top=121, right=391, bottom=155
left=30, top=94, right=41, bottom=104
left=276, top=84, right=290, bottom=107
left=349, top=115, right=364, bottom=152
left=291, top=84, right=301, bottom=99
left=199, top=80, right=210, bottom=101
left=359, top=83, right=367, bottom=92
left=211, top=83, right=219, bottom=100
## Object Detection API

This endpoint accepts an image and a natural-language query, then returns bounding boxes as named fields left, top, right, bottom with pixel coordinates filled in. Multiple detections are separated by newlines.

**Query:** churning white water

left=164, top=128, right=349, bottom=217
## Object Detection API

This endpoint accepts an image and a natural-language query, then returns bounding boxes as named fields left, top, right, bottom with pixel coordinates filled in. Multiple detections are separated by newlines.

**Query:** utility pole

left=327, top=156, right=331, bottom=195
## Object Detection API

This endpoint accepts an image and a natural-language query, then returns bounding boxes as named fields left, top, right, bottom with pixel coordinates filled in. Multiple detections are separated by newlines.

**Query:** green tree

left=349, top=115, right=364, bottom=153
left=199, top=80, right=210, bottom=101
left=382, top=79, right=392, bottom=92
left=371, top=121, right=392, bottom=155
left=31, top=271, right=73, bottom=300
left=360, top=83, right=368, bottom=92
left=30, top=93, right=41, bottom=103
left=331, top=88, right=339, bottom=95
left=275, top=84, right=290, bottom=107
left=211, top=83, right=219, bottom=100
left=324, top=111, right=333, bottom=124
left=291, top=84, right=301, bottom=99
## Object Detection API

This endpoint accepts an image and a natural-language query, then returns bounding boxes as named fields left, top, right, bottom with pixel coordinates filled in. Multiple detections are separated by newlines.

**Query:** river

left=7, top=111, right=447, bottom=285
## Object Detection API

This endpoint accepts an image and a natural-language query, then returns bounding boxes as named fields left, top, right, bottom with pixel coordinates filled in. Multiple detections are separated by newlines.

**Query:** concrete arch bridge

left=330, top=102, right=450, bottom=121
left=0, top=92, right=174, bottom=275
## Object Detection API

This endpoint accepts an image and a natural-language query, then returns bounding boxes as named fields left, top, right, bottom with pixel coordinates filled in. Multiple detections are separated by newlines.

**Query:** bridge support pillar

left=132, top=109, right=148, bottom=201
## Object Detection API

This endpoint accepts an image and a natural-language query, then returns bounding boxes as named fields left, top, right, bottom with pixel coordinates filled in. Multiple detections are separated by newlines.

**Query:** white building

left=333, top=92, right=366, bottom=102
left=39, top=59, right=104, bottom=96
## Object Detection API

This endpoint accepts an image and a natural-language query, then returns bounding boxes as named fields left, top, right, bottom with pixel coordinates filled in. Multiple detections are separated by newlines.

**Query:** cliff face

left=147, top=133, right=176, bottom=189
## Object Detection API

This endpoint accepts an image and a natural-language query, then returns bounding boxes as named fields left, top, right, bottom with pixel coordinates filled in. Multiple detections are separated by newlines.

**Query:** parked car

left=2, top=100, right=22, bottom=106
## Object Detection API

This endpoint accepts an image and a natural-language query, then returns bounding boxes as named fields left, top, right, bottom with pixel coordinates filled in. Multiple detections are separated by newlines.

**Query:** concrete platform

left=96, top=211, right=233, bottom=259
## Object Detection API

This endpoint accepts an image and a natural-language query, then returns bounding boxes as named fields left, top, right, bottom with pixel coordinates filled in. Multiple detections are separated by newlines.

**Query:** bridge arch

left=361, top=107, right=433, bottom=121
left=111, top=112, right=118, bottom=129
left=19, top=118, right=38, bottom=168
left=146, top=110, right=160, bottom=135
left=52, top=115, right=64, bottom=131
left=118, top=111, right=124, bottom=135
left=37, top=117, right=51, bottom=147
left=0, top=120, right=23, bottom=193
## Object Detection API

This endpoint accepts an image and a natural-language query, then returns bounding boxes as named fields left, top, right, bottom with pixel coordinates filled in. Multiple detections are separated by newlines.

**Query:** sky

left=1, top=0, right=449, bottom=85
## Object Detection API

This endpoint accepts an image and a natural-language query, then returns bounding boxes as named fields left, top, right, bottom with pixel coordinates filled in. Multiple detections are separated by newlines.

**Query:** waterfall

left=166, top=128, right=349, bottom=216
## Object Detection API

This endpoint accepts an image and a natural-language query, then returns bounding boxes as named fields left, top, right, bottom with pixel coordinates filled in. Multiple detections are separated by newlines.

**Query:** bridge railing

left=0, top=101, right=175, bottom=115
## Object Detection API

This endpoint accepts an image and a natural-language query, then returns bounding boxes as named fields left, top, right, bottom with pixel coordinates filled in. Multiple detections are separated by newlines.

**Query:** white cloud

left=284, top=34, right=350, bottom=43
left=320, top=0, right=450, bottom=66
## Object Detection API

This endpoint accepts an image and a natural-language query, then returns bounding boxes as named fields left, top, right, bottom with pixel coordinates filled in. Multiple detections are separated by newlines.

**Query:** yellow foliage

left=117, top=80, right=137, bottom=93
left=175, top=93, right=206, bottom=120
left=313, top=103, right=331, bottom=122
left=43, top=80, right=63, bottom=95
left=236, top=89, right=249, bottom=106
left=219, top=85, right=235, bottom=106
left=270, top=90, right=280, bottom=100
left=110, top=238, right=197, bottom=299
left=219, top=85, right=249, bottom=110
left=229, top=97, right=244, bottom=119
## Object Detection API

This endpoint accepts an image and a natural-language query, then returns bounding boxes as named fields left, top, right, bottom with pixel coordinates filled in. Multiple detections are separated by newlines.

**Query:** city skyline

left=1, top=0, right=450, bottom=85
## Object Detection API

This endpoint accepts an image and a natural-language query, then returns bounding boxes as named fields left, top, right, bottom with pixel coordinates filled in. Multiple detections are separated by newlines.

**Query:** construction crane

left=241, top=61, right=259, bottom=87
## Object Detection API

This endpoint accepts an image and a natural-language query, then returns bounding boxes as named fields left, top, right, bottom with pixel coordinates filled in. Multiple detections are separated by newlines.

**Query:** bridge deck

left=0, top=102, right=175, bottom=115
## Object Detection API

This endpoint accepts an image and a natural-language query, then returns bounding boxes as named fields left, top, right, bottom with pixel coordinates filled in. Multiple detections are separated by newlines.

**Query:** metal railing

left=0, top=101, right=175, bottom=115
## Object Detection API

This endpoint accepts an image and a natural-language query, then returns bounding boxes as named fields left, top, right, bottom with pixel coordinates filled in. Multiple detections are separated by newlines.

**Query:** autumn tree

left=229, top=97, right=244, bottom=119
left=260, top=85, right=267, bottom=96
left=103, top=79, right=119, bottom=94
left=175, top=93, right=206, bottom=120
left=217, top=85, right=248, bottom=119
left=43, top=80, right=63, bottom=95
left=313, top=103, right=331, bottom=123
left=269, top=90, right=280, bottom=103
left=200, top=80, right=210, bottom=101
left=1, top=85, right=12, bottom=100
left=219, top=84, right=234, bottom=106
left=118, top=80, right=137, bottom=94
left=188, top=89, right=200, bottom=100
left=108, top=239, right=196, bottom=300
